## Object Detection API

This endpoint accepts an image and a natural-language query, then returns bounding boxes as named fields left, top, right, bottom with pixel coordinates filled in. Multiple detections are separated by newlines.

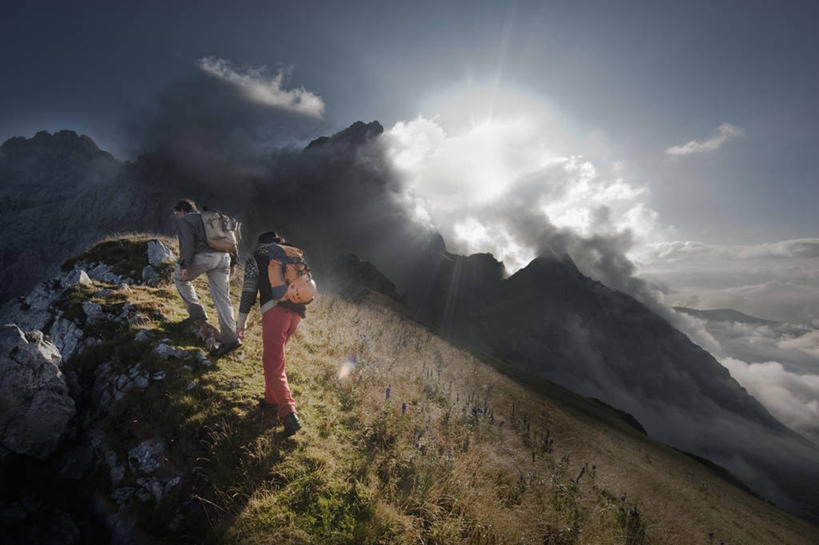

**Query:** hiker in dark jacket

left=237, top=231, right=307, bottom=437
left=173, top=199, right=241, bottom=355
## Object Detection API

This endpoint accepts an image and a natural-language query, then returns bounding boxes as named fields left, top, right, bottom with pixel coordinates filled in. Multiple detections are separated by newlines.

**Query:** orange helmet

left=286, top=275, right=317, bottom=303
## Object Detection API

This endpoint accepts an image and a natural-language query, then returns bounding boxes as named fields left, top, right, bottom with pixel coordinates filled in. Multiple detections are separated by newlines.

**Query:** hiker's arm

left=177, top=218, right=195, bottom=269
left=229, top=251, right=238, bottom=279
left=237, top=255, right=259, bottom=331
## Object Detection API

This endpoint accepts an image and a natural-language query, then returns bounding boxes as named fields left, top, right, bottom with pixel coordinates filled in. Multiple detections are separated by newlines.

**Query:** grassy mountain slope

left=60, top=236, right=818, bottom=545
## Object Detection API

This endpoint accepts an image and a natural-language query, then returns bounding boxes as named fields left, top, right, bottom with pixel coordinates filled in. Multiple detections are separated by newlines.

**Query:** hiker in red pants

left=236, top=231, right=316, bottom=437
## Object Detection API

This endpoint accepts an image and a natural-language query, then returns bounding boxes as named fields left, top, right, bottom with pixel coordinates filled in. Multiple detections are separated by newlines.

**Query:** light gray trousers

left=174, top=252, right=237, bottom=343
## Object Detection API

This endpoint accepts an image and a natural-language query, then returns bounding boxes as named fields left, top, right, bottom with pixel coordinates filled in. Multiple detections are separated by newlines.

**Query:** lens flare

left=338, top=357, right=357, bottom=380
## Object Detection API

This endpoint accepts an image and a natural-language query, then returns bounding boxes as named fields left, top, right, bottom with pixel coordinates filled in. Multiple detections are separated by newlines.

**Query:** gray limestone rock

left=85, top=263, right=132, bottom=285
left=82, top=301, right=104, bottom=324
left=133, top=329, right=153, bottom=343
left=135, top=475, right=180, bottom=503
left=0, top=269, right=95, bottom=334
left=60, top=269, right=92, bottom=289
left=0, top=283, right=56, bottom=332
left=0, top=325, right=76, bottom=459
left=127, top=438, right=165, bottom=474
left=153, top=343, right=187, bottom=360
left=48, top=317, right=84, bottom=363
left=115, top=374, right=130, bottom=391
left=195, top=350, right=213, bottom=367
left=136, top=477, right=165, bottom=502
left=128, top=314, right=149, bottom=327
left=91, top=362, right=116, bottom=414
left=141, top=265, right=161, bottom=286
left=133, top=374, right=149, bottom=389
left=147, top=239, right=176, bottom=267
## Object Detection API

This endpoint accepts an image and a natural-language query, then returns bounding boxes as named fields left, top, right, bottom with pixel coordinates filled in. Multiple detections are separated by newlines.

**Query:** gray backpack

left=200, top=210, right=241, bottom=253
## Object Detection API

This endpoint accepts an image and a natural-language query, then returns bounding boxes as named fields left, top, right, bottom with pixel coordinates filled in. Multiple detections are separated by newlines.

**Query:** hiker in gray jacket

left=173, top=199, right=241, bottom=355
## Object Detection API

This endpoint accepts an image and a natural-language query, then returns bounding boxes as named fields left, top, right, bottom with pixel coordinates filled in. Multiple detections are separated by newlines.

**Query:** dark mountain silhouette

left=0, top=131, right=155, bottom=303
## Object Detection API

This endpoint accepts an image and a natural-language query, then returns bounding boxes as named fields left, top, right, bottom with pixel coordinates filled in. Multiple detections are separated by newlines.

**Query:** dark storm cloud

left=123, top=59, right=436, bottom=290
left=126, top=58, right=327, bottom=188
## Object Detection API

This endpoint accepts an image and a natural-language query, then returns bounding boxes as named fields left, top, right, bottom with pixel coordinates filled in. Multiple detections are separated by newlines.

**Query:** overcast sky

left=3, top=0, right=818, bottom=242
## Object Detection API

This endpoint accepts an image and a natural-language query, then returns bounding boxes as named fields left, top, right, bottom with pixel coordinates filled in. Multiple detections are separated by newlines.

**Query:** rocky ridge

left=0, top=238, right=216, bottom=545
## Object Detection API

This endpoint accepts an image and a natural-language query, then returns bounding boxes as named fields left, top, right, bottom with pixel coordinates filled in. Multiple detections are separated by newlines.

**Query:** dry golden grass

left=63, top=235, right=818, bottom=544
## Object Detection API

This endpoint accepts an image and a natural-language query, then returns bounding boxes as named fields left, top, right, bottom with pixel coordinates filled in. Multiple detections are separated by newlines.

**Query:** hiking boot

left=214, top=339, right=242, bottom=356
left=282, top=413, right=301, bottom=437
left=180, top=315, right=207, bottom=326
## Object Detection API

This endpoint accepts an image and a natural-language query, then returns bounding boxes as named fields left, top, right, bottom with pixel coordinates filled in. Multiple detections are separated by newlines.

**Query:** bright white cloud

left=385, top=115, right=667, bottom=273
left=638, top=239, right=819, bottom=323
left=665, top=123, right=743, bottom=158
left=197, top=56, right=324, bottom=117
left=386, top=109, right=818, bottom=445
left=721, top=358, right=819, bottom=443
left=670, top=311, right=819, bottom=443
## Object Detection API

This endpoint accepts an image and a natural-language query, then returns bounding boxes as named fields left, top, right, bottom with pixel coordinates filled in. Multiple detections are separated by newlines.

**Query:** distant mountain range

left=2, top=126, right=817, bottom=522
left=674, top=306, right=779, bottom=326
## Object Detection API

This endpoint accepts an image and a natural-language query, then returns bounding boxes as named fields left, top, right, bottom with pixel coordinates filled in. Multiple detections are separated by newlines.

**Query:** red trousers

left=262, top=305, right=301, bottom=418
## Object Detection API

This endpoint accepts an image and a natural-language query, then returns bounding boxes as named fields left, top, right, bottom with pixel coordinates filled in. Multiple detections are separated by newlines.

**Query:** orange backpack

left=267, top=244, right=315, bottom=302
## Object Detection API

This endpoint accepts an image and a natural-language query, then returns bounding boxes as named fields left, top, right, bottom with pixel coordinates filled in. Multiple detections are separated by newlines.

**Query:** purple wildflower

left=385, top=386, right=390, bottom=400
left=402, top=402, right=407, bottom=414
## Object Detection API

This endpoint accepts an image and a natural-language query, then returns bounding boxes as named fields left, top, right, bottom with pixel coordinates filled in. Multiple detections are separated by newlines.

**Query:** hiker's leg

left=277, top=311, right=300, bottom=417
left=174, top=261, right=207, bottom=320
left=262, top=306, right=298, bottom=418
left=205, top=253, right=238, bottom=343
left=261, top=309, right=281, bottom=405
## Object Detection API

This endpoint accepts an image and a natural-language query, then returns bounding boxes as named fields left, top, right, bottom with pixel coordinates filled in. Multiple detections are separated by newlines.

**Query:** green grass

left=61, top=233, right=176, bottom=278
left=57, top=235, right=819, bottom=545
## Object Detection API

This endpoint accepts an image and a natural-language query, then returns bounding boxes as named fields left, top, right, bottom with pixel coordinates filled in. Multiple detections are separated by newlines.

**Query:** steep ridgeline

left=3, top=125, right=817, bottom=524
left=1, top=235, right=817, bottom=545
left=396, top=249, right=819, bottom=522
left=0, top=131, right=173, bottom=305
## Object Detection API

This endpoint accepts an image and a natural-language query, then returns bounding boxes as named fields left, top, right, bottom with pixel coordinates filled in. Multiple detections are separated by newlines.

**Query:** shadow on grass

left=100, top=318, right=302, bottom=544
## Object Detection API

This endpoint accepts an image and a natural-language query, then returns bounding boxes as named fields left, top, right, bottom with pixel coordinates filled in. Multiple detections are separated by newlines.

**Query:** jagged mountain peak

left=305, top=120, right=384, bottom=150
left=1, top=129, right=110, bottom=161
